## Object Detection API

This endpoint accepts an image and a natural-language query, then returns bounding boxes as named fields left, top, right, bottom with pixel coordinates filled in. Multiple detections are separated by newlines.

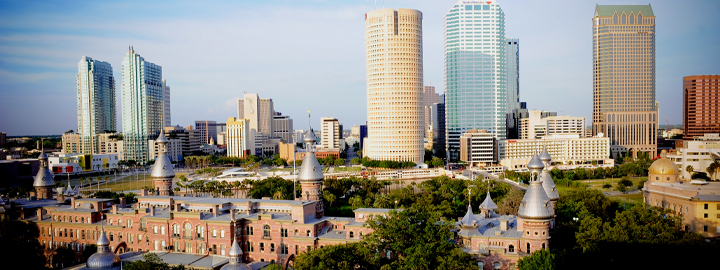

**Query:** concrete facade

left=459, top=129, right=496, bottom=167
left=364, top=8, right=424, bottom=165
left=499, top=134, right=613, bottom=171
left=320, top=117, right=341, bottom=149
left=592, top=5, right=657, bottom=158
left=666, top=133, right=720, bottom=180
left=226, top=117, right=252, bottom=159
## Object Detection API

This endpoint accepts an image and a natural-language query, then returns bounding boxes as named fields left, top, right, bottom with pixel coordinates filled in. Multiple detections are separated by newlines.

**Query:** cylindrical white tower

left=365, top=8, right=424, bottom=165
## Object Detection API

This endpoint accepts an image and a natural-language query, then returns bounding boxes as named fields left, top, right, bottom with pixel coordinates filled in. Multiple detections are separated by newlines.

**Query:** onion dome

left=459, top=204, right=480, bottom=228
left=518, top=181, right=554, bottom=220
left=220, top=239, right=251, bottom=270
left=479, top=191, right=498, bottom=211
left=33, top=152, right=55, bottom=187
left=86, top=229, right=121, bottom=269
left=151, top=129, right=175, bottom=179
left=539, top=171, right=559, bottom=201
left=527, top=153, right=545, bottom=175
left=298, top=151, right=323, bottom=183
left=304, top=129, right=317, bottom=144
left=648, top=158, right=679, bottom=175
left=539, top=146, right=552, bottom=166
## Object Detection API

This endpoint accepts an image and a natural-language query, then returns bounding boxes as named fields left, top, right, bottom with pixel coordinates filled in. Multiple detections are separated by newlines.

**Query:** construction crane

left=665, top=118, right=673, bottom=130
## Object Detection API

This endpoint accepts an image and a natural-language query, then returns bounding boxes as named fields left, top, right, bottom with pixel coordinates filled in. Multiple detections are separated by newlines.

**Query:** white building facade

left=520, top=110, right=586, bottom=139
left=459, top=129, right=496, bottom=167
left=321, top=117, right=341, bottom=149
left=499, top=134, right=613, bottom=171
left=666, top=133, right=720, bottom=180
left=121, top=47, right=164, bottom=163
left=149, top=138, right=183, bottom=162
left=226, top=117, right=252, bottom=159
left=77, top=56, right=116, bottom=154
left=364, top=8, right=425, bottom=165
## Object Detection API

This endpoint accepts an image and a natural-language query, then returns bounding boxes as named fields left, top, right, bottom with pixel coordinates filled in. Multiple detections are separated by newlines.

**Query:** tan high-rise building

left=364, top=8, right=424, bottom=165
left=683, top=75, right=720, bottom=138
left=321, top=117, right=341, bottom=149
left=592, top=5, right=657, bottom=158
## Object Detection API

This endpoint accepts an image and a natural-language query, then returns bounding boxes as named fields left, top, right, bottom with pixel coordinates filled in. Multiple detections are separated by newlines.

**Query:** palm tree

left=686, top=165, right=694, bottom=178
left=707, top=161, right=719, bottom=181
left=273, top=190, right=284, bottom=200
left=323, top=190, right=336, bottom=207
left=104, top=176, right=110, bottom=190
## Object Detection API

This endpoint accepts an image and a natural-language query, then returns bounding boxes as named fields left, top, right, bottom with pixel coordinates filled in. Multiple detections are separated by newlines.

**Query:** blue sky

left=0, top=0, right=718, bottom=136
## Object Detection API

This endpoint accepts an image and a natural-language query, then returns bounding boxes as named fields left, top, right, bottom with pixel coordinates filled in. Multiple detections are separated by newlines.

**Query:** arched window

left=542, top=243, right=546, bottom=250
left=526, top=243, right=530, bottom=253
left=260, top=242, right=265, bottom=252
left=306, top=230, right=311, bottom=237
left=173, top=224, right=180, bottom=237
left=270, top=243, right=275, bottom=252
left=349, top=231, right=354, bottom=238
left=196, top=225, right=204, bottom=238
left=161, top=226, right=165, bottom=235
left=212, top=229, right=217, bottom=238
left=294, top=229, right=298, bottom=236
left=638, top=14, right=643, bottom=23
left=221, top=230, right=225, bottom=238
left=509, top=245, right=514, bottom=252
left=184, top=223, right=192, bottom=238
left=81, top=217, right=84, bottom=223
left=613, top=14, right=619, bottom=24
left=153, top=226, right=158, bottom=234
left=629, top=14, right=635, bottom=24
left=263, top=225, right=271, bottom=238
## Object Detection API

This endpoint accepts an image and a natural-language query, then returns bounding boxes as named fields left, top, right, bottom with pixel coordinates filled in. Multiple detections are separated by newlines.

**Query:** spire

left=479, top=190, right=498, bottom=211
left=517, top=181, right=554, bottom=220
left=527, top=153, right=544, bottom=180
left=460, top=204, right=480, bottom=228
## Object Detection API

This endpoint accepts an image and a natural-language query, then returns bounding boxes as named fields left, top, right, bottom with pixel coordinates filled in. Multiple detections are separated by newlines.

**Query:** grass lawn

left=608, top=192, right=644, bottom=204
left=95, top=172, right=189, bottom=193
left=556, top=176, right=648, bottom=195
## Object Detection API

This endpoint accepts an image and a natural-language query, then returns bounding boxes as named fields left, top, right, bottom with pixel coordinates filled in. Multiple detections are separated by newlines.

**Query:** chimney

left=230, top=209, right=235, bottom=221
left=71, top=197, right=76, bottom=209
left=213, top=205, right=219, bottom=217
left=176, top=203, right=182, bottom=211
left=150, top=206, right=155, bottom=217
left=37, top=208, right=43, bottom=220
left=500, top=219, right=508, bottom=231
left=119, top=197, right=126, bottom=208
left=112, top=205, right=118, bottom=214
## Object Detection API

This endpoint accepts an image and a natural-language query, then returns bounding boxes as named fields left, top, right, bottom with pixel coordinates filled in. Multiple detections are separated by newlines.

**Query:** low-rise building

left=643, top=158, right=720, bottom=237
left=165, top=126, right=202, bottom=157
left=459, top=129, right=496, bottom=167
left=48, top=153, right=119, bottom=174
left=149, top=138, right=183, bottom=162
left=498, top=134, right=613, bottom=171
left=666, top=133, right=720, bottom=180
left=519, top=110, right=585, bottom=139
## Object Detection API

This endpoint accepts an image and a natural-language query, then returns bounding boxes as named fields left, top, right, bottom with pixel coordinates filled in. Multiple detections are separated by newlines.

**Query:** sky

left=0, top=0, right=718, bottom=136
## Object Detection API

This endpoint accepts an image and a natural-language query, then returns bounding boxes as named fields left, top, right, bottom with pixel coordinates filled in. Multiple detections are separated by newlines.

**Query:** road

left=461, top=169, right=527, bottom=191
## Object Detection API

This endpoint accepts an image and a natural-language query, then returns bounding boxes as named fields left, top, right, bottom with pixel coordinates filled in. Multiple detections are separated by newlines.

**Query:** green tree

left=123, top=252, right=189, bottom=270
left=82, top=244, right=98, bottom=261
left=518, top=249, right=556, bottom=270
left=52, top=246, right=76, bottom=268
left=363, top=204, right=476, bottom=270
left=294, top=242, right=374, bottom=270
left=323, top=190, right=337, bottom=207
left=350, top=157, right=361, bottom=165
left=497, top=188, right=524, bottom=215
left=248, top=176, right=297, bottom=200
left=334, top=158, right=346, bottom=166
left=686, top=165, right=694, bottom=176
left=0, top=219, right=46, bottom=269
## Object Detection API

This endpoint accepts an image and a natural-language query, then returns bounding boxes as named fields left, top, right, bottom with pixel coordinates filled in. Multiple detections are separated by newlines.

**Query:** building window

left=281, top=228, right=288, bottom=237
left=704, top=213, right=709, bottom=218
left=306, top=230, right=311, bottom=237
left=705, top=204, right=709, bottom=209
left=271, top=243, right=275, bottom=252
left=295, top=245, right=299, bottom=255
left=220, top=245, right=225, bottom=256
left=281, top=244, right=288, bottom=255
left=196, top=225, right=204, bottom=238
left=154, top=226, right=158, bottom=234
left=263, top=225, right=271, bottom=238
left=161, top=226, right=165, bottom=235
left=349, top=231, right=354, bottom=238
left=246, top=226, right=253, bottom=236
left=246, top=241, right=254, bottom=252
left=173, top=224, right=180, bottom=237
left=220, top=230, right=225, bottom=238
left=704, top=226, right=708, bottom=232
left=542, top=243, right=546, bottom=250
left=526, top=243, right=530, bottom=253
left=184, top=223, right=192, bottom=238
left=212, top=229, right=217, bottom=238
left=260, top=243, right=265, bottom=252
left=509, top=245, right=514, bottom=253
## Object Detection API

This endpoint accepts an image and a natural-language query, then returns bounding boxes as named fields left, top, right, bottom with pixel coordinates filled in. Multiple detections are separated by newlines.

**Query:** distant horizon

left=1, top=0, right=718, bottom=136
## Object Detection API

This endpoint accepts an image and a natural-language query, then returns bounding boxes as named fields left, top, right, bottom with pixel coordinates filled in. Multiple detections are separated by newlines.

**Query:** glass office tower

left=445, top=0, right=506, bottom=161
left=77, top=56, right=116, bottom=154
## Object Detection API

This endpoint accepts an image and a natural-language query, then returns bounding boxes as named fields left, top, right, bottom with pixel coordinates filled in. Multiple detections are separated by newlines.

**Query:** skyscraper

left=195, top=120, right=217, bottom=144
left=321, top=117, right=341, bottom=149
left=364, top=8, right=424, bottom=165
left=445, top=0, right=507, bottom=161
left=238, top=93, right=275, bottom=138
left=163, top=79, right=171, bottom=127
left=505, top=38, right=520, bottom=113
left=77, top=56, right=116, bottom=154
left=592, top=5, right=657, bottom=158
left=683, top=75, right=720, bottom=138
left=121, top=47, right=164, bottom=163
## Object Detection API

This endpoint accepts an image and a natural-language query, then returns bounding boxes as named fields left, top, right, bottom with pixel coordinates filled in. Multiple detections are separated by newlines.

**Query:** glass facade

left=77, top=56, right=116, bottom=154
left=121, top=48, right=164, bottom=163
left=445, top=0, right=506, bottom=160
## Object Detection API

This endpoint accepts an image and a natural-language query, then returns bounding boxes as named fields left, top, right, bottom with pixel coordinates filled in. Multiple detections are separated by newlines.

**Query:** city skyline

left=1, top=0, right=719, bottom=135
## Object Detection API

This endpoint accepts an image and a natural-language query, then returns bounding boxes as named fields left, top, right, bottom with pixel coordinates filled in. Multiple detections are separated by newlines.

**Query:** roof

left=297, top=152, right=324, bottom=182
left=540, top=170, right=559, bottom=201
left=479, top=191, right=498, bottom=210
left=123, top=252, right=229, bottom=270
left=518, top=181, right=554, bottom=219
left=354, top=208, right=393, bottom=213
left=648, top=158, right=679, bottom=176
left=595, top=4, right=654, bottom=17
left=459, top=205, right=480, bottom=228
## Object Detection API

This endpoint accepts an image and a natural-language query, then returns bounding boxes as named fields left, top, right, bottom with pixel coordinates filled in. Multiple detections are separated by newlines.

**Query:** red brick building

left=684, top=75, right=720, bottom=138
